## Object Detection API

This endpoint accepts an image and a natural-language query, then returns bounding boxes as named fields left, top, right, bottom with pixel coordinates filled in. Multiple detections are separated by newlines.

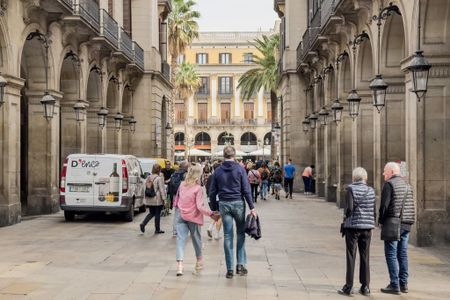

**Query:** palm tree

left=238, top=34, right=280, bottom=159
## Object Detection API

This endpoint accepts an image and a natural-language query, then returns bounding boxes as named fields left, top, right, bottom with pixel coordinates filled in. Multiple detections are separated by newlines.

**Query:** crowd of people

left=136, top=147, right=416, bottom=297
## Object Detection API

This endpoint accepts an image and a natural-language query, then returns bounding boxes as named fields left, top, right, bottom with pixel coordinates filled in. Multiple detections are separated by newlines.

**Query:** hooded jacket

left=209, top=160, right=254, bottom=211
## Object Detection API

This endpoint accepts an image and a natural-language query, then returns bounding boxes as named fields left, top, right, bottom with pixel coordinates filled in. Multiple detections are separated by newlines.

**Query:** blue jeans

left=384, top=229, right=409, bottom=288
left=176, top=216, right=202, bottom=261
left=261, top=180, right=269, bottom=199
left=219, top=200, right=246, bottom=271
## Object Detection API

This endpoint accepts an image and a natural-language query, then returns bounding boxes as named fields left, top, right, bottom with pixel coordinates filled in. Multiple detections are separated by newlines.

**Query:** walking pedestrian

left=140, top=164, right=166, bottom=234
left=272, top=168, right=283, bottom=200
left=283, top=159, right=296, bottom=199
left=209, top=146, right=257, bottom=279
left=302, top=165, right=313, bottom=195
left=379, top=162, right=415, bottom=295
left=247, top=165, right=261, bottom=203
left=338, top=167, right=376, bottom=296
left=206, top=162, right=223, bottom=240
left=173, top=163, right=219, bottom=276
left=258, top=163, right=270, bottom=200
left=169, top=161, right=189, bottom=236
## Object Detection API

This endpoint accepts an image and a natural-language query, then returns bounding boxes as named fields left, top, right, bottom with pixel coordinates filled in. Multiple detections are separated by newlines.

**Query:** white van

left=137, top=158, right=158, bottom=176
left=60, top=154, right=146, bottom=222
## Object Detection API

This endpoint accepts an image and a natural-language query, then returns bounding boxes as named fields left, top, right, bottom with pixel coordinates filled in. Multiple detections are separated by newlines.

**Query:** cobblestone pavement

left=1, top=194, right=450, bottom=300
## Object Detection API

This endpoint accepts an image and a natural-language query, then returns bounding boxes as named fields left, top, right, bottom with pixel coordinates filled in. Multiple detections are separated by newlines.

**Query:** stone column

left=211, top=77, right=217, bottom=118
left=257, top=87, right=264, bottom=124
left=0, top=76, right=25, bottom=226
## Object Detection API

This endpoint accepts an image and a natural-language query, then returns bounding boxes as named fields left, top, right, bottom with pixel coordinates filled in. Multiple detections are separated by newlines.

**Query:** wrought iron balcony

left=296, top=41, right=303, bottom=70
left=99, top=9, right=118, bottom=47
left=161, top=61, right=170, bottom=81
left=132, top=42, right=144, bottom=71
left=118, top=28, right=133, bottom=61
left=58, top=0, right=74, bottom=10
left=321, top=0, right=343, bottom=27
left=73, top=0, right=100, bottom=32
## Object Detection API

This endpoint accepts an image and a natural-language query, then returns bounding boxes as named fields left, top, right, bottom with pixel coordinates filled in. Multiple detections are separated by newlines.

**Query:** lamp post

left=347, top=31, right=369, bottom=120
left=407, top=2, right=431, bottom=101
left=371, top=3, right=401, bottom=113
left=128, top=116, right=137, bottom=133
left=309, top=111, right=318, bottom=129
left=0, top=73, right=7, bottom=108
left=331, top=100, right=344, bottom=122
left=114, top=112, right=124, bottom=131
left=26, top=30, right=56, bottom=120
left=97, top=107, right=109, bottom=128
left=318, top=106, right=329, bottom=126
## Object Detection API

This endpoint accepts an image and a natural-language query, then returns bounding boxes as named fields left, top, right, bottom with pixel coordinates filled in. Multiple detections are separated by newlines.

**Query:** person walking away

left=247, top=165, right=261, bottom=203
left=379, top=162, right=415, bottom=295
left=209, top=146, right=257, bottom=279
left=173, top=163, right=219, bottom=276
left=140, top=164, right=167, bottom=234
left=283, top=159, right=296, bottom=199
left=169, top=161, right=189, bottom=236
left=302, top=165, right=313, bottom=195
left=258, top=163, right=270, bottom=200
left=272, top=169, right=283, bottom=200
left=338, top=167, right=376, bottom=296
left=270, top=161, right=281, bottom=195
left=206, top=162, right=223, bottom=240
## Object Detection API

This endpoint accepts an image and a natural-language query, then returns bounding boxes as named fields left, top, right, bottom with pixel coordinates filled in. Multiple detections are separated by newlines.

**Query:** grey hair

left=385, top=162, right=400, bottom=175
left=352, top=167, right=368, bottom=182
left=179, top=160, right=189, bottom=170
left=223, top=146, right=236, bottom=159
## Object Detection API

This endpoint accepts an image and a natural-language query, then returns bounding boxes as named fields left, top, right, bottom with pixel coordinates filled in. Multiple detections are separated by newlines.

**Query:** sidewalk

left=0, top=193, right=449, bottom=299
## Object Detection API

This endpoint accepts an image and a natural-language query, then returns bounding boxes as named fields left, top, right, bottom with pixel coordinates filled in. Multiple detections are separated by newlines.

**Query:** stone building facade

left=0, top=0, right=173, bottom=226
left=275, top=0, right=450, bottom=246
left=173, top=32, right=274, bottom=159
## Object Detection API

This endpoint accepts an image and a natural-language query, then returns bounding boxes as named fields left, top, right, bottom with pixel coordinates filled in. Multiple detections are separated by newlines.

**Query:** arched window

left=195, top=132, right=211, bottom=145
left=218, top=132, right=234, bottom=145
left=241, top=132, right=257, bottom=145
left=263, top=132, right=272, bottom=145
left=174, top=132, right=185, bottom=145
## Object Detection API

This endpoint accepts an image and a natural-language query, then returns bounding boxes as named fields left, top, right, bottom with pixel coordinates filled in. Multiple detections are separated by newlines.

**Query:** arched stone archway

left=194, top=132, right=211, bottom=151
left=19, top=32, right=59, bottom=216
left=218, top=132, right=235, bottom=145
left=86, top=66, right=103, bottom=154
left=106, top=77, right=119, bottom=153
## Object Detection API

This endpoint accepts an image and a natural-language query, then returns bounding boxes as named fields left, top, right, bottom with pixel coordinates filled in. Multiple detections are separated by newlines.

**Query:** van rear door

left=93, top=157, right=122, bottom=208
left=65, top=156, right=98, bottom=207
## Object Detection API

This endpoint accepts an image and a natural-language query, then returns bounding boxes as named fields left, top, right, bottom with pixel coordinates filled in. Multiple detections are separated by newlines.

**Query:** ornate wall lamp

left=331, top=51, right=348, bottom=123
left=125, top=84, right=137, bottom=133
left=97, top=107, right=109, bottom=128
left=0, top=73, right=7, bottom=108
left=371, top=2, right=401, bottom=113
left=64, top=50, right=87, bottom=122
left=303, top=85, right=312, bottom=132
left=114, top=112, right=124, bottom=131
left=347, top=31, right=369, bottom=120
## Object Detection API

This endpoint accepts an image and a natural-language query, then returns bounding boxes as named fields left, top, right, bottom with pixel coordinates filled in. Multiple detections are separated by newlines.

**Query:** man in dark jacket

left=209, top=146, right=257, bottom=279
left=169, top=161, right=188, bottom=236
left=379, top=162, right=415, bottom=295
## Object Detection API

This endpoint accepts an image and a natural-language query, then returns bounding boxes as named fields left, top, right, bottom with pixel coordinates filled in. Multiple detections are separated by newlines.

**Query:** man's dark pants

left=345, top=229, right=372, bottom=289
left=284, top=178, right=294, bottom=197
left=384, top=229, right=409, bottom=288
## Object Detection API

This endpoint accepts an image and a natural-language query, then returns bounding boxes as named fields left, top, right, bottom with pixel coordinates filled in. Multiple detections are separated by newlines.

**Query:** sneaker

left=337, top=285, right=353, bottom=297
left=155, top=230, right=165, bottom=234
left=285, top=193, right=288, bottom=199
left=226, top=270, right=233, bottom=279
left=359, top=285, right=370, bottom=296
left=289, top=195, right=293, bottom=199
left=195, top=261, right=203, bottom=271
left=176, top=265, right=183, bottom=276
left=400, top=284, right=408, bottom=293
left=380, top=284, right=400, bottom=295
left=139, top=224, right=145, bottom=233
left=207, top=228, right=213, bottom=239
left=236, top=264, right=248, bottom=276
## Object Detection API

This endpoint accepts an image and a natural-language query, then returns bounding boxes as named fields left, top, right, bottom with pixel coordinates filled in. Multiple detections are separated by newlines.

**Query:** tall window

left=221, top=103, right=231, bottom=124
left=244, top=103, right=254, bottom=121
left=175, top=103, right=185, bottom=124
left=197, top=77, right=210, bottom=95
left=267, top=102, right=272, bottom=122
left=196, top=53, right=208, bottom=64
left=243, top=53, right=253, bottom=64
left=219, top=77, right=233, bottom=94
left=219, top=53, right=231, bottom=64
left=198, top=103, right=208, bottom=123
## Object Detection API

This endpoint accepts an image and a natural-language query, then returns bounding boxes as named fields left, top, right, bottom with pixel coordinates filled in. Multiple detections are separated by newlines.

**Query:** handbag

left=145, top=176, right=157, bottom=198
left=381, top=188, right=409, bottom=241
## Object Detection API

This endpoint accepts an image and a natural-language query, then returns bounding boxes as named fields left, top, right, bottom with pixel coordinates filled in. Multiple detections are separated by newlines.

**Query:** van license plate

left=69, top=185, right=90, bottom=193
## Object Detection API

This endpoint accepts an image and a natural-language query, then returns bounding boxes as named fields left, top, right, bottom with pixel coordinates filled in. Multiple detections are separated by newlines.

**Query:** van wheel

left=64, top=211, right=75, bottom=221
left=123, top=205, right=134, bottom=222
left=139, top=205, right=146, bottom=213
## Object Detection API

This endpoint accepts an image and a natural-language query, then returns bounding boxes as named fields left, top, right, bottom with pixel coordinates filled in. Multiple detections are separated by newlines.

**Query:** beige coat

left=144, top=174, right=167, bottom=206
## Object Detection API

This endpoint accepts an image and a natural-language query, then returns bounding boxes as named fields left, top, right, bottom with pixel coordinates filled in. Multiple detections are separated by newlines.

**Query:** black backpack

left=261, top=170, right=269, bottom=180
left=168, top=170, right=186, bottom=195
left=145, top=176, right=157, bottom=198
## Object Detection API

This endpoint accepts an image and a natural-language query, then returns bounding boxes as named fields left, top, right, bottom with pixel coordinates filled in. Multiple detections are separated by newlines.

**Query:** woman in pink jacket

left=173, top=163, right=219, bottom=276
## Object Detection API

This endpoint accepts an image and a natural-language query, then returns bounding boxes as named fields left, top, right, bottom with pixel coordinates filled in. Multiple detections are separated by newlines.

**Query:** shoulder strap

left=399, top=187, right=409, bottom=219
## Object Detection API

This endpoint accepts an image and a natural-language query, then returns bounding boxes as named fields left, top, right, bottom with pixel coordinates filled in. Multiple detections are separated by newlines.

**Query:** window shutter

left=229, top=53, right=232, bottom=64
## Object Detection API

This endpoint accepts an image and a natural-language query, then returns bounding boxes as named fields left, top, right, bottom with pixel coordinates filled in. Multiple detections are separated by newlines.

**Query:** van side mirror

left=142, top=172, right=149, bottom=179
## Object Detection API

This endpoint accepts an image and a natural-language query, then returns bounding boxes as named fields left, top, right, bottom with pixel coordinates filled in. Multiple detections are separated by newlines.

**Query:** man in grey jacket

left=379, top=162, right=415, bottom=295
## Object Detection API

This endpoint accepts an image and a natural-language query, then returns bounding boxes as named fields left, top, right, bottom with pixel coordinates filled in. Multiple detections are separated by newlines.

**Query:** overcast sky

left=195, top=0, right=279, bottom=32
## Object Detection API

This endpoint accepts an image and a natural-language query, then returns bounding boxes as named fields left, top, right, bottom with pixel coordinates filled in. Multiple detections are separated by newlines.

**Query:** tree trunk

left=270, top=90, right=278, bottom=161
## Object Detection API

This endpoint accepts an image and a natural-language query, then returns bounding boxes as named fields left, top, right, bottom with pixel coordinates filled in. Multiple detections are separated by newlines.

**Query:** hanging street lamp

left=309, top=112, right=318, bottom=129
left=318, top=107, right=329, bottom=126
left=331, top=99, right=344, bottom=123
left=347, top=90, right=362, bottom=120
left=114, top=112, right=124, bottom=131
left=0, top=73, right=7, bottom=108
left=97, top=107, right=109, bottom=128
left=128, top=116, right=137, bottom=133
left=41, top=92, right=56, bottom=121
left=73, top=101, right=87, bottom=122
left=369, top=74, right=388, bottom=113
left=302, top=115, right=310, bottom=133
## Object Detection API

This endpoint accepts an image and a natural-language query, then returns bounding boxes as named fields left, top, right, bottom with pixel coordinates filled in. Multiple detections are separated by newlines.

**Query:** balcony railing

left=119, top=28, right=133, bottom=61
left=74, top=0, right=100, bottom=31
left=321, top=0, right=343, bottom=27
left=192, top=119, right=263, bottom=126
left=59, top=0, right=74, bottom=9
left=132, top=42, right=144, bottom=70
left=161, top=61, right=170, bottom=81
left=175, top=119, right=185, bottom=125
left=99, top=9, right=118, bottom=47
